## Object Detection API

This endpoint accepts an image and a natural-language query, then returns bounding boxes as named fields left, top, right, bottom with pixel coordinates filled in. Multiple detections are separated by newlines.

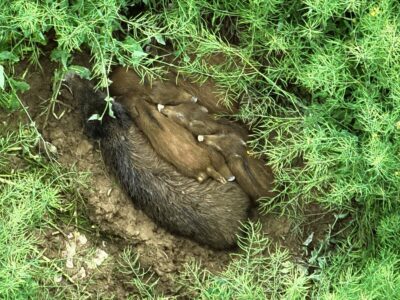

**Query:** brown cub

left=158, top=102, right=248, bottom=139
left=109, top=66, right=197, bottom=105
left=109, top=66, right=146, bottom=97
left=199, top=144, right=235, bottom=182
left=150, top=81, right=197, bottom=105
left=120, top=95, right=227, bottom=184
left=158, top=103, right=236, bottom=181
left=198, top=133, right=275, bottom=200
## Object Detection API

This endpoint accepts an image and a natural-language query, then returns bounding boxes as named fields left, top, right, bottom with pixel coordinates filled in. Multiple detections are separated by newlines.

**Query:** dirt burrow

left=3, top=51, right=336, bottom=297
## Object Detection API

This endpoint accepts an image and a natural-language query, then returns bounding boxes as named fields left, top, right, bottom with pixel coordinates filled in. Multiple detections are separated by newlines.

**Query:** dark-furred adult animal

left=65, top=74, right=250, bottom=249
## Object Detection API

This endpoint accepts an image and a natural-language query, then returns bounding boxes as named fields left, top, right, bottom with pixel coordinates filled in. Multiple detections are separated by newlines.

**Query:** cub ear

left=199, top=105, right=208, bottom=113
left=189, top=120, right=206, bottom=131
left=130, top=105, right=139, bottom=117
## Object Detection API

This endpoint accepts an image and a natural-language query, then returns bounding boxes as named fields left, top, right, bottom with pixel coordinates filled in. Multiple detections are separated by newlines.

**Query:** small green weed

left=0, top=125, right=87, bottom=299
left=118, top=247, right=164, bottom=299
left=177, top=222, right=309, bottom=300
left=314, top=249, right=400, bottom=299
left=118, top=222, right=310, bottom=299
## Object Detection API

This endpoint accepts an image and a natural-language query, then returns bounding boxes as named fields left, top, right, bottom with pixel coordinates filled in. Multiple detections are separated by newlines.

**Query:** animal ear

left=173, top=112, right=185, bottom=121
left=130, top=106, right=139, bottom=117
left=199, top=105, right=208, bottom=113
left=189, top=120, right=206, bottom=131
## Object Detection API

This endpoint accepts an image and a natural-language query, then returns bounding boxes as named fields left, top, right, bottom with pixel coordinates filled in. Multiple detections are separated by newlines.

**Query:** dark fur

left=67, top=75, right=250, bottom=249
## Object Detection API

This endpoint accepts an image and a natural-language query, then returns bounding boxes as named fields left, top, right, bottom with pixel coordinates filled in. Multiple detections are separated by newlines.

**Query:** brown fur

left=119, top=94, right=227, bottom=184
left=158, top=104, right=235, bottom=180
left=109, top=67, right=195, bottom=105
left=109, top=66, right=146, bottom=97
left=199, top=143, right=235, bottom=181
left=159, top=103, right=248, bottom=139
left=200, top=133, right=275, bottom=201
left=150, top=81, right=195, bottom=105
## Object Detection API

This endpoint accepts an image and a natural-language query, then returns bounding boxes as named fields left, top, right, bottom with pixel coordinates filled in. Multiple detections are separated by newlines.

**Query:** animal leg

left=219, top=164, right=236, bottom=182
left=197, top=172, right=208, bottom=183
left=206, top=167, right=227, bottom=184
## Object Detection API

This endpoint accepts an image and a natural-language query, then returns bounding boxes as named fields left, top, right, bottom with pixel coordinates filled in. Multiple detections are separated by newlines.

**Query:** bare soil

left=1, top=50, right=338, bottom=298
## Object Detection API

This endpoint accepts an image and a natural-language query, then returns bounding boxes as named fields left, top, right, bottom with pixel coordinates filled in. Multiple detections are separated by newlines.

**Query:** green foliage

left=118, top=247, right=164, bottom=299
left=147, top=0, right=400, bottom=297
left=177, top=222, right=309, bottom=299
left=314, top=250, right=400, bottom=299
left=377, top=214, right=400, bottom=254
left=119, top=222, right=310, bottom=299
left=0, top=126, right=87, bottom=299
left=0, top=0, right=166, bottom=111
left=1, top=0, right=400, bottom=297
left=0, top=173, right=60, bottom=299
left=152, top=0, right=400, bottom=246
